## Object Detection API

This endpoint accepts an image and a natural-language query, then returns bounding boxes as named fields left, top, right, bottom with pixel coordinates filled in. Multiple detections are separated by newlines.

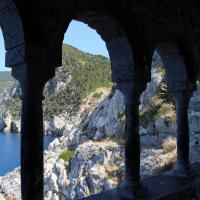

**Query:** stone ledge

left=80, top=162, right=200, bottom=200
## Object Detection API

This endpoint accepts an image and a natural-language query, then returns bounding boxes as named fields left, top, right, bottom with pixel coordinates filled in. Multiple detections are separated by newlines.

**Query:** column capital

left=11, top=62, right=55, bottom=100
left=11, top=62, right=55, bottom=83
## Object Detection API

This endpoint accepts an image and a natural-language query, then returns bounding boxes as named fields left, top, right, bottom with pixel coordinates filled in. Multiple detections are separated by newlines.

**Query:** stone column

left=156, top=45, right=197, bottom=177
left=117, top=81, right=147, bottom=198
left=172, top=91, right=193, bottom=176
left=12, top=63, right=55, bottom=200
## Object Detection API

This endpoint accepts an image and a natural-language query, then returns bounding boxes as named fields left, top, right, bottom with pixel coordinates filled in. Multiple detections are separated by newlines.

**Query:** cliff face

left=1, top=52, right=200, bottom=199
left=1, top=65, right=200, bottom=200
left=0, top=68, right=181, bottom=199
left=0, top=44, right=111, bottom=135
left=0, top=72, right=16, bottom=114
left=0, top=87, right=178, bottom=200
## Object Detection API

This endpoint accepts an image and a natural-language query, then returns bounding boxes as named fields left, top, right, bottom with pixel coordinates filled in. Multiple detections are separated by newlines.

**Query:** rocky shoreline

left=0, top=117, right=61, bottom=136
left=1, top=68, right=200, bottom=199
left=0, top=85, right=182, bottom=199
left=0, top=87, right=113, bottom=137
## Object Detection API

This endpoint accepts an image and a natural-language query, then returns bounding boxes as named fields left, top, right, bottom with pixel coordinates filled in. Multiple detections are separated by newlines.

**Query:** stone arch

left=63, top=12, right=137, bottom=84
left=61, top=7, right=149, bottom=198
left=0, top=0, right=24, bottom=68
left=151, top=22, right=199, bottom=84
left=57, top=0, right=147, bottom=83
left=155, top=41, right=196, bottom=93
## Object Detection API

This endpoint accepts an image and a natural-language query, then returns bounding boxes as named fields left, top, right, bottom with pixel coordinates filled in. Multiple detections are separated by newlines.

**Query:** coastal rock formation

left=0, top=44, right=111, bottom=136
left=1, top=58, right=200, bottom=199
left=0, top=72, right=179, bottom=199
left=0, top=136, right=179, bottom=200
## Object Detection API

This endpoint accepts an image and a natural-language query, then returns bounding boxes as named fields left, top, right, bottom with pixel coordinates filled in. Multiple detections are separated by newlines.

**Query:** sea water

left=0, top=132, right=56, bottom=176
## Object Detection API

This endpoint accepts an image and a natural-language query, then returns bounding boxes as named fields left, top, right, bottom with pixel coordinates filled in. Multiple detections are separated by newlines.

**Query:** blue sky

left=0, top=20, right=109, bottom=72
left=0, top=29, right=7, bottom=71
left=64, top=21, right=109, bottom=57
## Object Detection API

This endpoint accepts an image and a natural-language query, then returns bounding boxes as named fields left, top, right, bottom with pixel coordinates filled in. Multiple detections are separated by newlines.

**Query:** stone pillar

left=156, top=44, right=197, bottom=177
left=117, top=81, right=147, bottom=198
left=172, top=91, right=193, bottom=176
left=12, top=63, right=55, bottom=200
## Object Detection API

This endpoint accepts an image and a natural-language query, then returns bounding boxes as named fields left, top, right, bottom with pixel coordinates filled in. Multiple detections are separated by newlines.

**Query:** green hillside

left=8, top=44, right=112, bottom=120
left=43, top=44, right=112, bottom=120
left=0, top=71, right=13, bottom=82
left=62, top=44, right=111, bottom=96
left=0, top=71, right=14, bottom=92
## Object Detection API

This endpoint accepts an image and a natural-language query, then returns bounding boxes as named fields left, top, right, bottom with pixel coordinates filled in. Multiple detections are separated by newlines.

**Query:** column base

left=165, top=162, right=195, bottom=178
left=118, top=179, right=147, bottom=199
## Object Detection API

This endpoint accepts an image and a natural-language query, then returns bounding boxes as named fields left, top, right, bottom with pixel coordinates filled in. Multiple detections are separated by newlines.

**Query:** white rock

left=49, top=173, right=59, bottom=192
left=52, top=193, right=59, bottom=200
left=44, top=191, right=53, bottom=200
left=53, top=116, right=66, bottom=130
left=48, top=138, right=61, bottom=152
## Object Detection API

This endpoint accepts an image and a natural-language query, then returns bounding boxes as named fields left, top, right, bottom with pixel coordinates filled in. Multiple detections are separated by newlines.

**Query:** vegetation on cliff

left=0, top=71, right=13, bottom=93
left=4, top=44, right=112, bottom=120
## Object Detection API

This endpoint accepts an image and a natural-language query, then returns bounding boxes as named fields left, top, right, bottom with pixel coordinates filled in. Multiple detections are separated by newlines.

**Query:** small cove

left=0, top=132, right=56, bottom=176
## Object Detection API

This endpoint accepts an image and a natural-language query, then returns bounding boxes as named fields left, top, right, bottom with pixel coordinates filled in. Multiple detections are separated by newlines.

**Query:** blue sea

left=0, top=132, right=56, bottom=176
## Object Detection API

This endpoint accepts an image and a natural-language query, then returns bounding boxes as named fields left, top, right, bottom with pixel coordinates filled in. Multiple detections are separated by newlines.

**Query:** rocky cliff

left=0, top=87, right=178, bottom=200
left=0, top=44, right=111, bottom=135
left=1, top=53, right=200, bottom=199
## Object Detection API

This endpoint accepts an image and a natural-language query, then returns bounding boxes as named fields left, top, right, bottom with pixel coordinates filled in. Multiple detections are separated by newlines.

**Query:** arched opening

left=156, top=42, right=200, bottom=174
left=42, top=13, right=135, bottom=199
left=0, top=9, right=136, bottom=200
left=0, top=28, right=55, bottom=199
left=1, top=1, right=200, bottom=200
left=139, top=41, right=199, bottom=177
left=140, top=49, right=177, bottom=175
left=43, top=20, right=113, bottom=137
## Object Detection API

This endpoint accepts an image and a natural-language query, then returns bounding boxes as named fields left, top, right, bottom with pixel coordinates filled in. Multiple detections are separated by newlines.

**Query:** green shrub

left=43, top=44, right=112, bottom=120
left=59, top=149, right=74, bottom=162
left=6, top=44, right=112, bottom=121
left=9, top=97, right=21, bottom=120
